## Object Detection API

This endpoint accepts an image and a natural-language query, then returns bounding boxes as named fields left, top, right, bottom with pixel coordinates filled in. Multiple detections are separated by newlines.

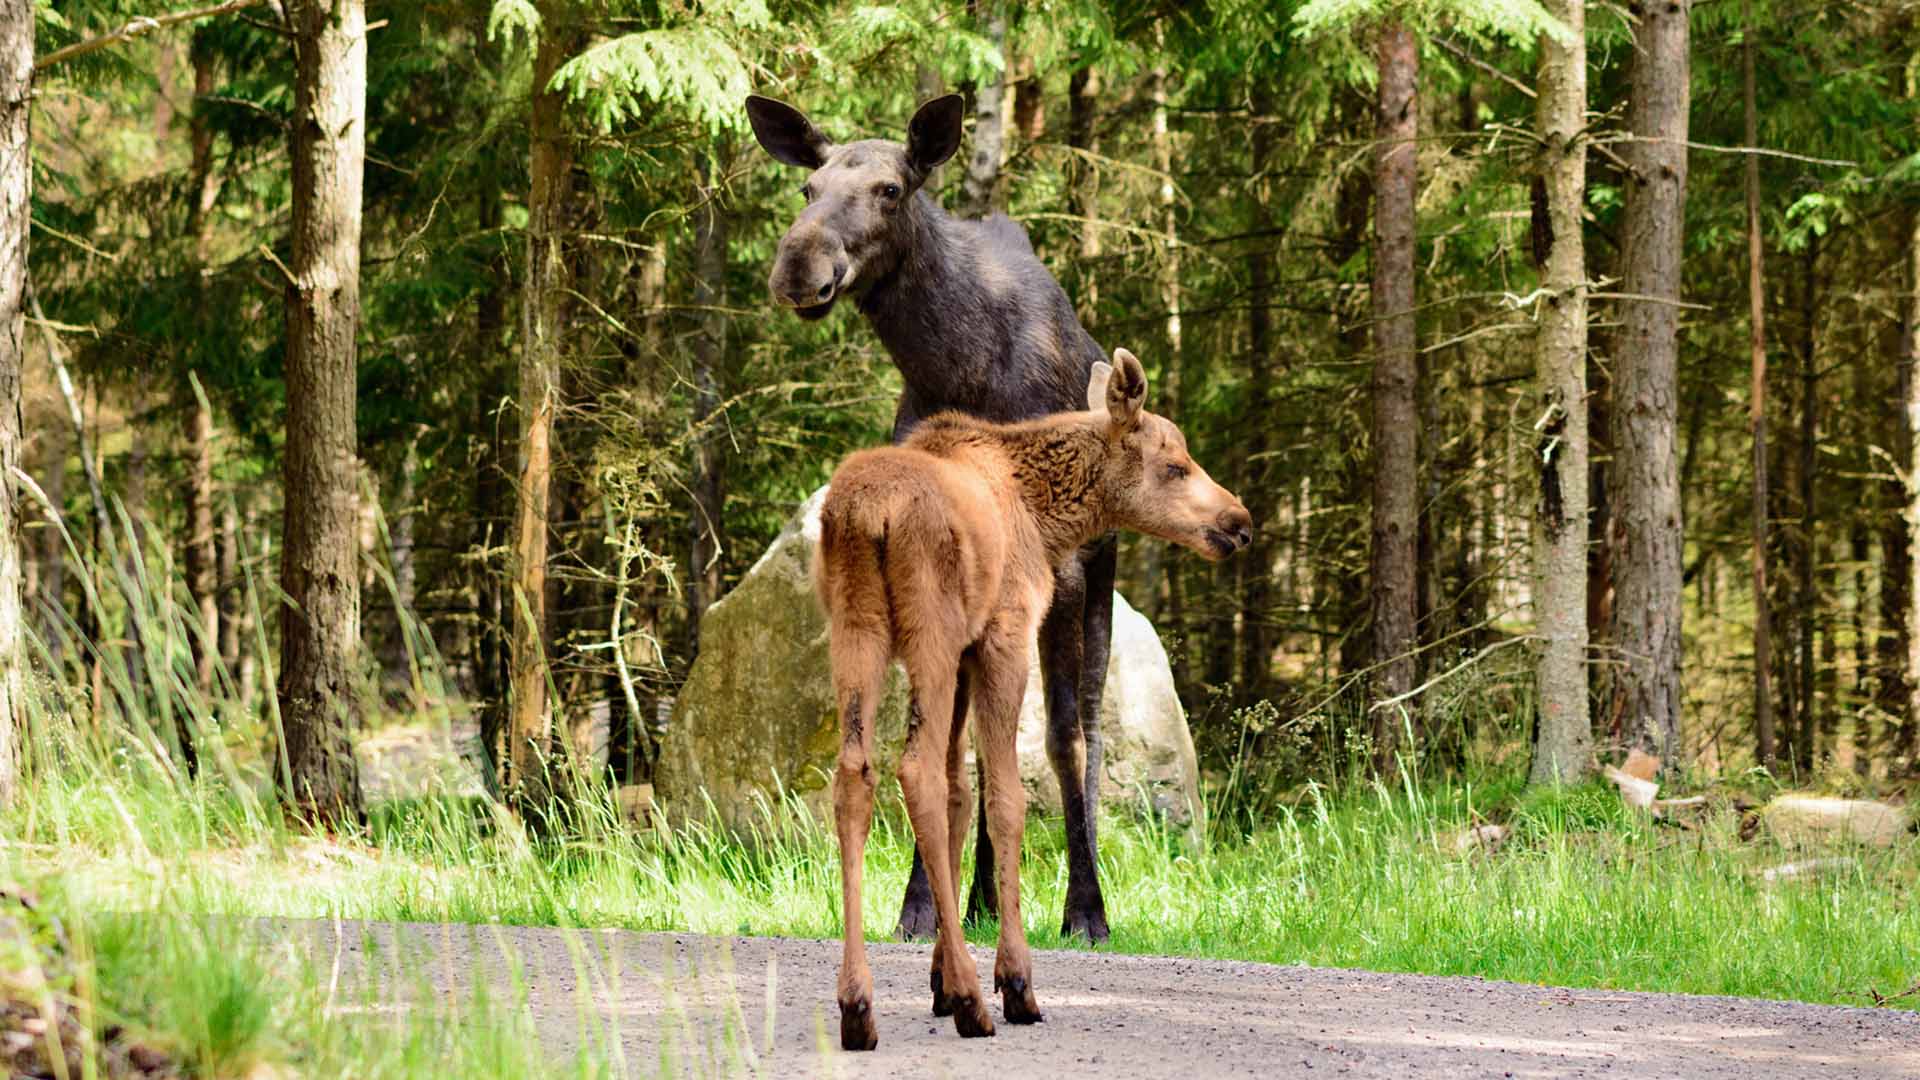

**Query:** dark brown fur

left=816, top=350, right=1251, bottom=1049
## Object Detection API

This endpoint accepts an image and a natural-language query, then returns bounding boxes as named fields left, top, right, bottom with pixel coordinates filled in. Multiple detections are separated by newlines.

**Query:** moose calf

left=814, top=348, right=1253, bottom=1049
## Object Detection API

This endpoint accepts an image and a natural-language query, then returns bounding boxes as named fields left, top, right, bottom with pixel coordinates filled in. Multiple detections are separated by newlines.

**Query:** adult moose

left=817, top=349, right=1252, bottom=1047
left=746, top=92, right=1117, bottom=942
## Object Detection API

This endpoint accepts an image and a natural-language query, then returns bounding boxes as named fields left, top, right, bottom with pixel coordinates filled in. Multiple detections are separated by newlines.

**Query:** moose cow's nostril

left=817, top=280, right=835, bottom=300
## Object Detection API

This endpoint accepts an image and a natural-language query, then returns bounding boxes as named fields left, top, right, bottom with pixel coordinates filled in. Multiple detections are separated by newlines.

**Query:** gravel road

left=284, top=919, right=1918, bottom=1078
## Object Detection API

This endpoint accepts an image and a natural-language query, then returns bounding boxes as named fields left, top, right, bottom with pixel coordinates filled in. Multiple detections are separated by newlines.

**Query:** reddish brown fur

left=814, top=349, right=1251, bottom=1049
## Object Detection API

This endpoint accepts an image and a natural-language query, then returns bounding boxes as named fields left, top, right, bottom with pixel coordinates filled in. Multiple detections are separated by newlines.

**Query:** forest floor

left=291, top=917, right=1919, bottom=1079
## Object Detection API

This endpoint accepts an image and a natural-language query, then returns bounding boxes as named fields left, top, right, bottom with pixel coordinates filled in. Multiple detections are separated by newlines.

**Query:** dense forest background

left=7, top=0, right=1919, bottom=818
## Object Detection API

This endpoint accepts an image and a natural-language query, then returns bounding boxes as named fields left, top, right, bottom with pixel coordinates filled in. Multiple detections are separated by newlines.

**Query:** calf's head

left=745, top=94, right=965, bottom=319
left=1090, top=348, right=1254, bottom=562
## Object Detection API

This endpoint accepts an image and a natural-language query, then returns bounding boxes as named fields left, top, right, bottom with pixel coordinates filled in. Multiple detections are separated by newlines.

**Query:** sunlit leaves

left=551, top=27, right=757, bottom=134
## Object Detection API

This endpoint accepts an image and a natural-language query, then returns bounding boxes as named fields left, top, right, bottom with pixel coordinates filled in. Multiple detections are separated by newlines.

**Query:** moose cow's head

left=745, top=94, right=964, bottom=320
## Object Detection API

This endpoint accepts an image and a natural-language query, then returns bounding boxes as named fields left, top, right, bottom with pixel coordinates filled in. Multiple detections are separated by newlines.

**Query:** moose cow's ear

left=1107, top=348, right=1147, bottom=430
left=746, top=95, right=831, bottom=169
left=1085, top=361, right=1114, bottom=413
left=907, top=94, right=965, bottom=175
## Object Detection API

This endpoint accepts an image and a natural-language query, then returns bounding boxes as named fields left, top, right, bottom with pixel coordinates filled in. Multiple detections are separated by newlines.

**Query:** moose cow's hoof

left=1060, top=903, right=1110, bottom=946
left=951, top=995, right=995, bottom=1039
left=896, top=897, right=937, bottom=942
left=839, top=998, right=879, bottom=1052
left=996, top=974, right=1044, bottom=1025
left=931, top=966, right=956, bottom=1017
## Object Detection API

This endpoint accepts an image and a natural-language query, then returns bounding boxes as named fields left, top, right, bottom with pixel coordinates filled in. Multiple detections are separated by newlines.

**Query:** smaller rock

left=1761, top=796, right=1909, bottom=848
left=1447, top=824, right=1509, bottom=856
left=617, top=784, right=655, bottom=826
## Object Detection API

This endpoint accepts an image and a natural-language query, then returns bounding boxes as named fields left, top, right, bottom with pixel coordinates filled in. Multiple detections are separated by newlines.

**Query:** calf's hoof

left=996, top=974, right=1044, bottom=1025
left=839, top=998, right=878, bottom=1052
left=1060, top=903, right=1110, bottom=946
left=951, top=995, right=995, bottom=1039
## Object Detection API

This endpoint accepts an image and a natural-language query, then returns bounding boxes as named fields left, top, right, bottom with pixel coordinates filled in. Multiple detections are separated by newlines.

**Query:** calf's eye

left=881, top=182, right=901, bottom=200
left=1164, top=463, right=1189, bottom=482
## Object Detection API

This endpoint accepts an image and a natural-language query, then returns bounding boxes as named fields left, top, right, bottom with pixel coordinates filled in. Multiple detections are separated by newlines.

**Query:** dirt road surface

left=287, top=920, right=1917, bottom=1078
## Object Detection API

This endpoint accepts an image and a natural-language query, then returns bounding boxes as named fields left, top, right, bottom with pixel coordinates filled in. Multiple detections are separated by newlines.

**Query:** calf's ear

left=1085, top=361, right=1114, bottom=413
left=907, top=94, right=965, bottom=176
left=1107, top=348, right=1148, bottom=429
left=747, top=95, right=831, bottom=169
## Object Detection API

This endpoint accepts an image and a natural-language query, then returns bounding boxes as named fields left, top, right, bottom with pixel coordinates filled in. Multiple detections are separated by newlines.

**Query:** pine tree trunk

left=1744, top=0, right=1774, bottom=769
left=218, top=495, right=240, bottom=672
left=1904, top=203, right=1920, bottom=769
left=0, top=0, right=26, bottom=806
left=1795, top=240, right=1817, bottom=773
left=278, top=0, right=367, bottom=824
left=508, top=10, right=580, bottom=799
left=185, top=50, right=223, bottom=696
left=1068, top=64, right=1101, bottom=327
left=187, top=394, right=218, bottom=693
left=959, top=4, right=1009, bottom=220
left=1239, top=79, right=1276, bottom=702
left=1369, top=20, right=1419, bottom=769
left=1608, top=0, right=1690, bottom=765
left=685, top=153, right=728, bottom=656
left=1527, top=0, right=1592, bottom=785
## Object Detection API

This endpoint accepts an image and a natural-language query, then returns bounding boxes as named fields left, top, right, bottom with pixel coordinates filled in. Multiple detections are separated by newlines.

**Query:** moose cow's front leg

left=1039, top=548, right=1110, bottom=944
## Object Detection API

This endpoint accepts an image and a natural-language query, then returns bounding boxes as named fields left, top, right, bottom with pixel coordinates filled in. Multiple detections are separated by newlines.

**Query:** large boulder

left=656, top=487, right=1204, bottom=842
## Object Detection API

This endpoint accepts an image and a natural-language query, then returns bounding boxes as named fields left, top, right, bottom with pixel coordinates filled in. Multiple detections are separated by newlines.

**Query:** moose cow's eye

left=1163, top=463, right=1189, bottom=482
left=880, top=182, right=902, bottom=200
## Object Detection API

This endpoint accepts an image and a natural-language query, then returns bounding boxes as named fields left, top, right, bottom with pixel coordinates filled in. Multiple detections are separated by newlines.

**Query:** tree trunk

left=1068, top=63, right=1101, bottom=327
left=685, top=152, right=728, bottom=656
left=187, top=393, right=218, bottom=693
left=1608, top=0, right=1690, bottom=765
left=185, top=49, right=224, bottom=696
left=387, top=428, right=419, bottom=695
left=508, top=9, right=581, bottom=800
left=218, top=494, right=240, bottom=674
left=959, top=4, right=1009, bottom=219
left=1795, top=239, right=1817, bottom=773
left=1239, top=79, right=1276, bottom=702
left=1527, top=0, right=1592, bottom=785
left=1369, top=19, right=1419, bottom=770
left=0, top=0, right=26, bottom=806
left=278, top=0, right=367, bottom=824
left=1743, top=0, right=1773, bottom=770
left=1904, top=203, right=1920, bottom=769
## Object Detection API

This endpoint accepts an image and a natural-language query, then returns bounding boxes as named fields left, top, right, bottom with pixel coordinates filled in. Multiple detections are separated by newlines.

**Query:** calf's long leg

left=898, top=655, right=993, bottom=1038
left=932, top=667, right=974, bottom=1016
left=830, top=631, right=888, bottom=1051
left=975, top=622, right=1043, bottom=1024
left=899, top=669, right=973, bottom=944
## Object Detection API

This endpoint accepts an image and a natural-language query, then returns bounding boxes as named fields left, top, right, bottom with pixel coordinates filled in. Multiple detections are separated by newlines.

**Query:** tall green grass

left=4, top=476, right=1916, bottom=1077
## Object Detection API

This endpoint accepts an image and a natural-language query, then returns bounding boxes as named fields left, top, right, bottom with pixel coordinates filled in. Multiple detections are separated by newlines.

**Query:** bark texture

left=1239, top=80, right=1277, bottom=702
left=278, top=0, right=367, bottom=823
left=1608, top=0, right=1690, bottom=764
left=508, top=10, right=581, bottom=798
left=1369, top=21, right=1419, bottom=768
left=1743, top=0, right=1773, bottom=769
left=1906, top=205, right=1920, bottom=764
left=685, top=152, right=728, bottom=654
left=1527, top=0, right=1592, bottom=785
left=958, top=4, right=1008, bottom=220
left=0, top=0, right=26, bottom=806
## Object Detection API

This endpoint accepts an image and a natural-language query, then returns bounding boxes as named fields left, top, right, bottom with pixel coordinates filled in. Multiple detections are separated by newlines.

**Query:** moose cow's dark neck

left=855, top=193, right=1103, bottom=440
